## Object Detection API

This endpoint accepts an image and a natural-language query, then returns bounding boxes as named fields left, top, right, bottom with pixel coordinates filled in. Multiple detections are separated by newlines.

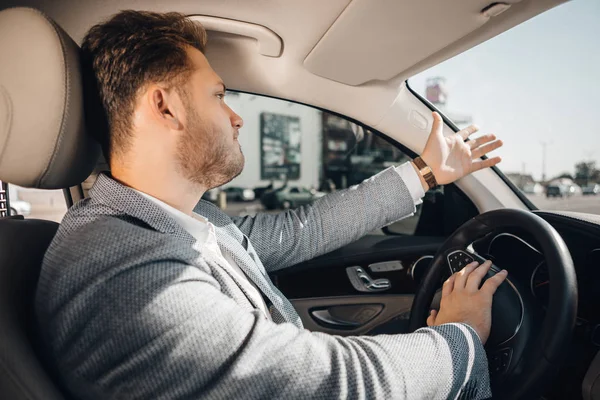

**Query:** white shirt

left=133, top=189, right=272, bottom=319
left=132, top=162, right=424, bottom=319
left=395, top=161, right=426, bottom=206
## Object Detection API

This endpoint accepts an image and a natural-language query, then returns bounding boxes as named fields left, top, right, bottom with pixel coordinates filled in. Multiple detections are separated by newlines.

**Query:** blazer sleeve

left=232, top=166, right=418, bottom=272
left=53, top=258, right=492, bottom=400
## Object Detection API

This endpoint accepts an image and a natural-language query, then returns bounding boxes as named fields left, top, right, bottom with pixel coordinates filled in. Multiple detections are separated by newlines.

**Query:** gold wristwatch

left=413, top=156, right=438, bottom=191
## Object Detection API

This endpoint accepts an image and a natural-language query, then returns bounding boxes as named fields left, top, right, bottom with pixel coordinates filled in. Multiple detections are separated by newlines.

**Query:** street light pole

left=540, top=141, right=550, bottom=182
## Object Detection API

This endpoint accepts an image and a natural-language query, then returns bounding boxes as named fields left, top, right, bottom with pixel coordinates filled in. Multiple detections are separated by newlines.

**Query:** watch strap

left=413, top=156, right=438, bottom=190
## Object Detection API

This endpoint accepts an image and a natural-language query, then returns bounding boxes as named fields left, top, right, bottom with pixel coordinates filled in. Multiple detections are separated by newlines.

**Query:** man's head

left=82, top=11, right=244, bottom=190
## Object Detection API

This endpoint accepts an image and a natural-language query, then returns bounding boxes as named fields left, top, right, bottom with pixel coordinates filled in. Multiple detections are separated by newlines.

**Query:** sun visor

left=304, top=0, right=524, bottom=86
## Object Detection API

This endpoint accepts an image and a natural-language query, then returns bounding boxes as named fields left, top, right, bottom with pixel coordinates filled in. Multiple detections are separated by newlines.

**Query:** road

left=526, top=195, right=600, bottom=214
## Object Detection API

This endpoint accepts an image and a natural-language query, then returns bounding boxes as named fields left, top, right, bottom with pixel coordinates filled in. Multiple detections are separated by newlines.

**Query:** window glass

left=212, top=92, right=424, bottom=235
left=409, top=0, right=600, bottom=214
left=5, top=183, right=67, bottom=222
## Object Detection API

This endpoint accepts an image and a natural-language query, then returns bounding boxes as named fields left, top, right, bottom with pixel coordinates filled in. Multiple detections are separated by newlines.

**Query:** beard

left=175, top=98, right=244, bottom=189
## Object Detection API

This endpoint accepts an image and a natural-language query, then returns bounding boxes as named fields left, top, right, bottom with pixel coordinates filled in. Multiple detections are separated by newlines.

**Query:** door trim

left=292, top=294, right=414, bottom=336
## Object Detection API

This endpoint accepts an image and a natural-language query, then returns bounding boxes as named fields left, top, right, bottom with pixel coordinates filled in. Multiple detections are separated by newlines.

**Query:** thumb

left=429, top=112, right=444, bottom=140
left=426, top=309, right=438, bottom=327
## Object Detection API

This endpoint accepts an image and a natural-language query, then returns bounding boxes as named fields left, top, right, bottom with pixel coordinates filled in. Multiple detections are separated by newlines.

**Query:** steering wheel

left=408, top=209, right=578, bottom=399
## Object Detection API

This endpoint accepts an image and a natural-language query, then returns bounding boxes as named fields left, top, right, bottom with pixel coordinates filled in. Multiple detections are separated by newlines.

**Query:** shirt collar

left=132, top=188, right=213, bottom=246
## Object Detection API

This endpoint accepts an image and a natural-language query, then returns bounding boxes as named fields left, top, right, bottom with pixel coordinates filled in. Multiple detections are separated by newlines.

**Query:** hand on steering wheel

left=427, top=260, right=508, bottom=344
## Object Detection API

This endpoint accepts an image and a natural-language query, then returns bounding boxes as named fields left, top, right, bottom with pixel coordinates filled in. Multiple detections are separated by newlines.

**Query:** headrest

left=0, top=7, right=100, bottom=189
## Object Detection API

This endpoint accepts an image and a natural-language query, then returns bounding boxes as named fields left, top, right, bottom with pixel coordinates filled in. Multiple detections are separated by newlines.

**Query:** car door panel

left=271, top=234, right=444, bottom=335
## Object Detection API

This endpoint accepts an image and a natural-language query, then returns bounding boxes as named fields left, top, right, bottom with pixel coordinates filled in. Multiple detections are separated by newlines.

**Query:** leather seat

left=0, top=216, right=63, bottom=399
left=0, top=7, right=100, bottom=399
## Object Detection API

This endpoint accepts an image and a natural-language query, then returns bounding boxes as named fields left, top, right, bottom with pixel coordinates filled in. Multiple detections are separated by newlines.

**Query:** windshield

left=409, top=0, right=600, bottom=215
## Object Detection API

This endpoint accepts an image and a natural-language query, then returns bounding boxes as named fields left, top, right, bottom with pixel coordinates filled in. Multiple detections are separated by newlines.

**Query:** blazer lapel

left=214, top=226, right=303, bottom=326
left=205, top=249, right=271, bottom=315
left=213, top=227, right=272, bottom=289
left=194, top=201, right=303, bottom=326
left=89, top=173, right=269, bottom=313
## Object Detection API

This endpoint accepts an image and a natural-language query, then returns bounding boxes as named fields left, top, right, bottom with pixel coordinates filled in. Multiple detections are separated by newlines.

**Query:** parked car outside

left=253, top=181, right=274, bottom=200
left=546, top=184, right=571, bottom=198
left=201, top=188, right=220, bottom=203
left=222, top=187, right=255, bottom=202
left=567, top=184, right=582, bottom=195
left=522, top=182, right=544, bottom=195
left=261, top=186, right=325, bottom=210
left=583, top=183, right=600, bottom=196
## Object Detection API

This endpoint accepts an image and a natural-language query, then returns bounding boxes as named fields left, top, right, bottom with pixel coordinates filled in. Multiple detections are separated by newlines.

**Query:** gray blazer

left=36, top=167, right=492, bottom=399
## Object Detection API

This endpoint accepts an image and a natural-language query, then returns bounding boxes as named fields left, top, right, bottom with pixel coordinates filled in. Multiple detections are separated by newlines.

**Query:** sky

left=409, top=0, right=600, bottom=181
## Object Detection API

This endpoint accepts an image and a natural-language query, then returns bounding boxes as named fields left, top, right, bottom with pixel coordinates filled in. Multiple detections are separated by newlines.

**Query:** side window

left=321, top=113, right=422, bottom=235
left=214, top=92, right=474, bottom=236
left=0, top=181, right=67, bottom=222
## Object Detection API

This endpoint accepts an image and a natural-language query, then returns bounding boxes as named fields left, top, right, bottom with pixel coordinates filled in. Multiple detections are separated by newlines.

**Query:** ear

left=148, top=86, right=182, bottom=130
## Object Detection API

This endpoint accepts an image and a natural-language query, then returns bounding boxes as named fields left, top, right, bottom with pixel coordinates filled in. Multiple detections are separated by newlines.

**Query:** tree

left=574, top=162, right=600, bottom=186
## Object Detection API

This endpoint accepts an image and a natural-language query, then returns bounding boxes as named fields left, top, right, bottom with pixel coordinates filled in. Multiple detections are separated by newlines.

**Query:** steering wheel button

left=447, top=250, right=478, bottom=274
left=488, top=348, right=512, bottom=375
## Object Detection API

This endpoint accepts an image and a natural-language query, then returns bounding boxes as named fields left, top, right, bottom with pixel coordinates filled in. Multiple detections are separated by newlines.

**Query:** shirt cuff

left=394, top=162, right=425, bottom=206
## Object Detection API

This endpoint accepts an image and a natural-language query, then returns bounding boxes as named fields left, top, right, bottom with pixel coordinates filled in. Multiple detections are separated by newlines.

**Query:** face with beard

left=174, top=49, right=245, bottom=189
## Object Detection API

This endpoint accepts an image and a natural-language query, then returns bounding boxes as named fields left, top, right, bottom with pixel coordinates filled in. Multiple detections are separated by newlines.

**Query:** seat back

left=0, top=216, right=64, bottom=399
left=0, top=7, right=101, bottom=399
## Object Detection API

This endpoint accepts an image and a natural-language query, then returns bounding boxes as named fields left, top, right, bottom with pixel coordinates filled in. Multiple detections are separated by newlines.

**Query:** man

left=36, top=10, right=506, bottom=400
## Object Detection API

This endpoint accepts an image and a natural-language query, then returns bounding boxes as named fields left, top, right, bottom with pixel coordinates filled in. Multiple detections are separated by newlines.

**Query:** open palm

left=421, top=112, right=503, bottom=185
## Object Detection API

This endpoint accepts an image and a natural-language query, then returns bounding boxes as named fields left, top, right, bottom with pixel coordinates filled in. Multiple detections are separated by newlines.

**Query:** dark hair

left=81, top=10, right=207, bottom=163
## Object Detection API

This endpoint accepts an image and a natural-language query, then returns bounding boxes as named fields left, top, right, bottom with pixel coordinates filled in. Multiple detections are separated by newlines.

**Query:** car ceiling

left=1, top=0, right=566, bottom=129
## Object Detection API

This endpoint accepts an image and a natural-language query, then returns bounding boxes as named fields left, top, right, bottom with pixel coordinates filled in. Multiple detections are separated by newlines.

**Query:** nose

left=229, top=106, right=243, bottom=129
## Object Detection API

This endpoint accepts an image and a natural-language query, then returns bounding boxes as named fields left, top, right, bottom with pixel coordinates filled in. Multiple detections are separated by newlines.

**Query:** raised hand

left=420, top=112, right=503, bottom=185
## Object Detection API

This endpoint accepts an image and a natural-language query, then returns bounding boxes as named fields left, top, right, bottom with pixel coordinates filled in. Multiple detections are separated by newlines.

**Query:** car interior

left=0, top=1, right=599, bottom=399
